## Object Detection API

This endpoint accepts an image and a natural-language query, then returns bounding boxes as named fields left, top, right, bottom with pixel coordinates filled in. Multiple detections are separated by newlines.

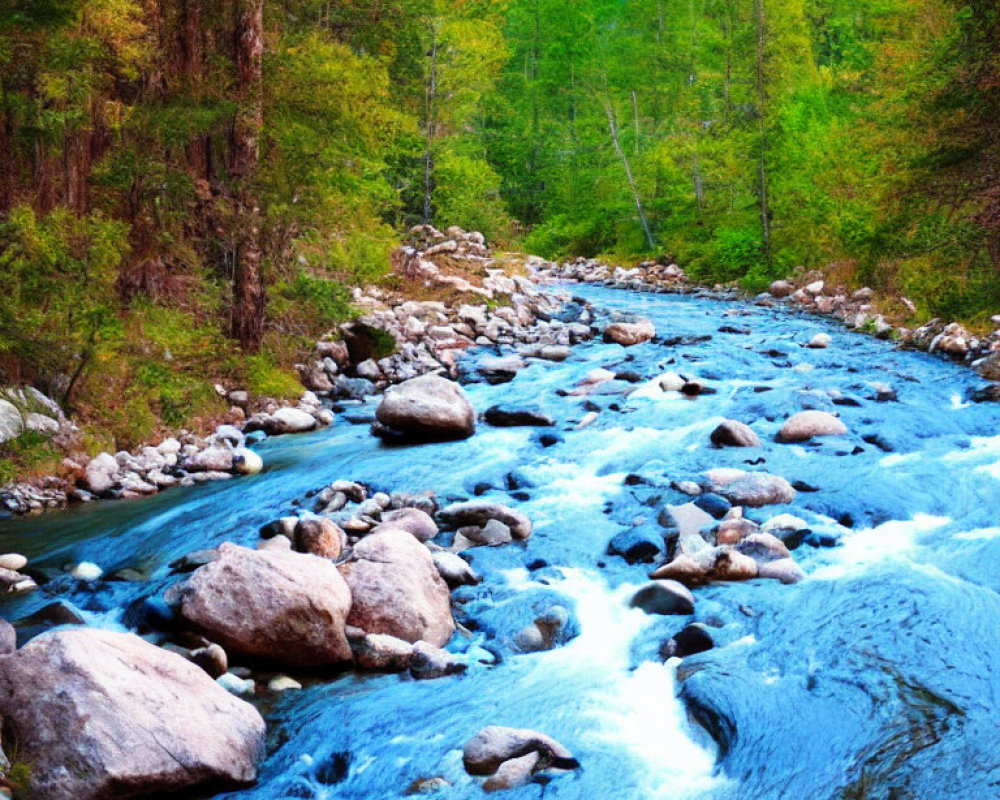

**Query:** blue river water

left=3, top=284, right=1000, bottom=799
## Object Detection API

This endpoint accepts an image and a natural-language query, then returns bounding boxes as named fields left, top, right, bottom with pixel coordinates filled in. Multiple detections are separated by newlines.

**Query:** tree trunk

left=422, top=24, right=438, bottom=225
left=632, top=90, right=640, bottom=156
left=230, top=0, right=265, bottom=350
left=603, top=96, right=655, bottom=250
left=754, top=0, right=772, bottom=268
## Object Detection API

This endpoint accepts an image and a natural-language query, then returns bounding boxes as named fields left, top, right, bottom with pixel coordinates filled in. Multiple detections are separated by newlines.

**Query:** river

left=2, top=284, right=999, bottom=799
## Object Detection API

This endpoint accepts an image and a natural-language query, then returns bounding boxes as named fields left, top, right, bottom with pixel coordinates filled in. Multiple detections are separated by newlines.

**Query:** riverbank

left=539, top=257, right=1000, bottom=382
left=0, top=227, right=595, bottom=519
left=8, top=241, right=1000, bottom=521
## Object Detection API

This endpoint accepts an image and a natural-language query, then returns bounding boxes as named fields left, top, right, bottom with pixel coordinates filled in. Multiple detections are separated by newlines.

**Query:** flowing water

left=3, top=285, right=1000, bottom=799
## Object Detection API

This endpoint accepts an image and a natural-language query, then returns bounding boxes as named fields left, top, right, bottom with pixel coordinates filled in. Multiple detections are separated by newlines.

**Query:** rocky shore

left=0, top=226, right=594, bottom=519
left=538, top=257, right=1000, bottom=385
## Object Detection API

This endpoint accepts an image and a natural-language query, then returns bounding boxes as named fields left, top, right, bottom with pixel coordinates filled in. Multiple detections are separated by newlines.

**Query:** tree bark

left=422, top=23, right=438, bottom=225
left=230, top=0, right=265, bottom=349
left=603, top=95, right=655, bottom=250
left=754, top=0, right=773, bottom=268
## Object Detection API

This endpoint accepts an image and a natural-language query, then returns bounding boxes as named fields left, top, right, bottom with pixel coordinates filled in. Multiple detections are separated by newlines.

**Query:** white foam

left=537, top=569, right=722, bottom=798
left=812, top=513, right=950, bottom=579
left=953, top=527, right=1000, bottom=541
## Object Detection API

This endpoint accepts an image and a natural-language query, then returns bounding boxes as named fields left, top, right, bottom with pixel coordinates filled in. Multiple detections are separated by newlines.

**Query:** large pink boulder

left=0, top=628, right=264, bottom=800
left=176, top=543, right=353, bottom=667
left=339, top=529, right=454, bottom=647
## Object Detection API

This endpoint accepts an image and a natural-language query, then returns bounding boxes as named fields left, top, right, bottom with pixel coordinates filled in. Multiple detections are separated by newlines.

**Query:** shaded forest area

left=0, top=0, right=998, bottom=452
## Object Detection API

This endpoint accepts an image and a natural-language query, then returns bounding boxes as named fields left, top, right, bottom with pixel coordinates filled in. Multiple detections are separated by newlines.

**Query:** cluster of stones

left=535, top=257, right=690, bottom=290
left=0, top=389, right=331, bottom=516
left=298, top=239, right=595, bottom=400
left=0, top=483, right=543, bottom=798
left=0, top=387, right=79, bottom=514
left=539, top=257, right=1000, bottom=387
left=0, top=551, right=33, bottom=597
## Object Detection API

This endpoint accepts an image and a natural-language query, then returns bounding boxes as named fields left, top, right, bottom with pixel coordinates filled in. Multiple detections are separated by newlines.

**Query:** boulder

left=439, top=501, right=532, bottom=540
left=482, top=751, right=540, bottom=792
left=709, top=420, right=761, bottom=448
left=375, top=507, right=439, bottom=542
left=0, top=554, right=27, bottom=572
left=294, top=517, right=346, bottom=559
left=659, top=624, right=714, bottom=660
left=607, top=527, right=664, bottom=564
left=354, top=633, right=415, bottom=672
left=232, top=447, right=263, bottom=475
left=176, top=543, right=353, bottom=667
left=777, top=410, right=848, bottom=443
left=455, top=519, right=513, bottom=548
left=432, top=551, right=480, bottom=588
left=375, top=374, right=475, bottom=442
left=484, top=406, right=555, bottom=427
left=477, top=355, right=525, bottom=385
left=807, top=333, right=832, bottom=349
left=410, top=640, right=466, bottom=680
left=758, top=558, right=806, bottom=584
left=603, top=319, right=655, bottom=346
left=463, top=727, right=578, bottom=776
left=768, top=280, right=796, bottom=298
left=704, top=468, right=796, bottom=507
left=272, top=406, right=318, bottom=433
left=84, top=452, right=120, bottom=494
left=629, top=580, right=696, bottom=615
left=0, top=399, right=23, bottom=444
left=0, top=628, right=264, bottom=800
left=339, top=529, right=454, bottom=647
left=183, top=446, right=233, bottom=473
left=0, top=619, right=14, bottom=655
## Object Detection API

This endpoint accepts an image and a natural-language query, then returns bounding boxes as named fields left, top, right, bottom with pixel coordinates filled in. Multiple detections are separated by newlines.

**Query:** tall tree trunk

left=422, top=23, right=438, bottom=225
left=602, top=94, right=655, bottom=250
left=632, top=90, right=640, bottom=156
left=754, top=0, right=773, bottom=268
left=230, top=0, right=265, bottom=349
left=692, top=150, right=704, bottom=215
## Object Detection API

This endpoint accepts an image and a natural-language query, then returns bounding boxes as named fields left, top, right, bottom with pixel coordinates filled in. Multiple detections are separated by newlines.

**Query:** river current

left=3, top=285, right=1000, bottom=799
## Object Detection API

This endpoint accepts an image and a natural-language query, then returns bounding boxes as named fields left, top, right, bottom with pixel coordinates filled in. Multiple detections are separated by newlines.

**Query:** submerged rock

left=603, top=319, right=655, bottom=346
left=629, top=580, right=696, bottom=615
left=438, top=501, right=532, bottom=540
left=777, top=410, right=848, bottom=443
left=703, top=468, right=797, bottom=507
left=710, top=419, right=761, bottom=448
left=463, top=726, right=579, bottom=777
left=0, top=628, right=264, bottom=800
left=484, top=405, right=555, bottom=427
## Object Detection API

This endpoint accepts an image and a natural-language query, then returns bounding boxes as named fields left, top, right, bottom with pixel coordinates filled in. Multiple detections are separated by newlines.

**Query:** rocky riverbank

left=538, top=257, right=1000, bottom=387
left=0, top=227, right=594, bottom=519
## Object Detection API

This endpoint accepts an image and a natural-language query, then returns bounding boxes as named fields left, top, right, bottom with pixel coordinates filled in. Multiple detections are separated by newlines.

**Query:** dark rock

left=629, top=580, right=695, bottom=615
left=659, top=624, right=714, bottom=659
left=607, top=527, right=664, bottom=564
left=13, top=601, right=86, bottom=646
left=485, top=406, right=555, bottom=427
left=694, top=493, right=732, bottom=519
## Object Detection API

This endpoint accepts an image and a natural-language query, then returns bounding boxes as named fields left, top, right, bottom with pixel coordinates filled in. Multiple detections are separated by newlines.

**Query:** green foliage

left=432, top=150, right=511, bottom=242
left=0, top=205, right=128, bottom=390
left=238, top=355, right=304, bottom=400
left=0, top=431, right=62, bottom=485
left=275, top=273, right=356, bottom=325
